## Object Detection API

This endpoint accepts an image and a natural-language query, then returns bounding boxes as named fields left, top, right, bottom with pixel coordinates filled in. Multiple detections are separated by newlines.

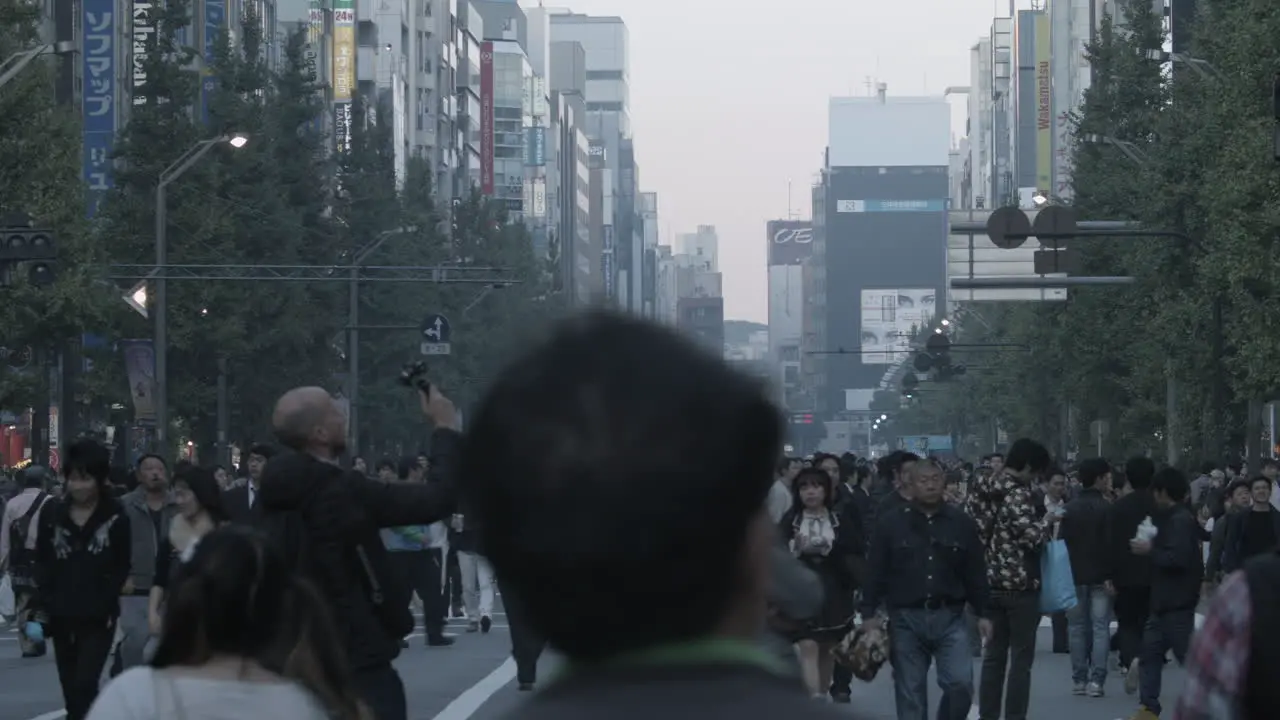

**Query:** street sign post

left=420, top=312, right=453, bottom=356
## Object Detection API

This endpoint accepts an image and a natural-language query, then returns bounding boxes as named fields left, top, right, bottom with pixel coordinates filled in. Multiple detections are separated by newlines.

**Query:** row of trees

left=890, top=0, right=1280, bottom=465
left=0, top=0, right=560, bottom=461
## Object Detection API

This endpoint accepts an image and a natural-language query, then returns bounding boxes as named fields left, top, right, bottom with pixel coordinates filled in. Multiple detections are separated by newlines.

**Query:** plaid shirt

left=1172, top=570, right=1251, bottom=720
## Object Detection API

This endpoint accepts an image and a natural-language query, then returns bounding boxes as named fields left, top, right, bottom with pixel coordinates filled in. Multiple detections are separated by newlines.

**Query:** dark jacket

left=1148, top=503, right=1204, bottom=614
left=35, top=495, right=132, bottom=620
left=1108, top=489, right=1157, bottom=588
left=837, top=484, right=874, bottom=545
left=508, top=654, right=862, bottom=720
left=1206, top=512, right=1235, bottom=581
left=1059, top=487, right=1112, bottom=586
left=1220, top=507, right=1280, bottom=574
left=257, top=428, right=460, bottom=670
left=222, top=483, right=263, bottom=526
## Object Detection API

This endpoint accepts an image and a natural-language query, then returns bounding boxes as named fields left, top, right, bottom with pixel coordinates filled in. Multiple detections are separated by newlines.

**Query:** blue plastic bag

left=1039, top=538, right=1078, bottom=613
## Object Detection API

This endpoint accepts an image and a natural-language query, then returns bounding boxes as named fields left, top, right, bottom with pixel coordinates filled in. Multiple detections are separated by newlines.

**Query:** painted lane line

left=430, top=658, right=516, bottom=720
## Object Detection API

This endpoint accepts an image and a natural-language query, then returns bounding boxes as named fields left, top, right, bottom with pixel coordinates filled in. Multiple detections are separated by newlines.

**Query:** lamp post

left=346, top=226, right=417, bottom=457
left=0, top=42, right=75, bottom=91
left=154, top=133, right=249, bottom=452
left=1144, top=50, right=1223, bottom=81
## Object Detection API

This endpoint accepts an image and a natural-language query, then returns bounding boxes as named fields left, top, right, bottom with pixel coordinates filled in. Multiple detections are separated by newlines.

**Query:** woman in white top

left=87, top=525, right=369, bottom=720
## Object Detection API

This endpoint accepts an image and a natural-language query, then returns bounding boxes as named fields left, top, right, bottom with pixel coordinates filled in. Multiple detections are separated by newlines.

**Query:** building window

left=585, top=69, right=623, bottom=80
left=586, top=101, right=623, bottom=112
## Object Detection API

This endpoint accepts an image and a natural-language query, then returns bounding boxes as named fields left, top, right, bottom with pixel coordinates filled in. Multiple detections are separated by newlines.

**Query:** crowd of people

left=0, top=311, right=1276, bottom=720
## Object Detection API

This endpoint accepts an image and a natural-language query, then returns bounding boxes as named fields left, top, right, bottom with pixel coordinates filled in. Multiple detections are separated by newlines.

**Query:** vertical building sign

left=1034, top=12, right=1052, bottom=195
left=131, top=0, right=153, bottom=105
left=524, top=126, right=545, bottom=166
left=479, top=42, right=495, bottom=195
left=333, top=0, right=355, bottom=153
left=603, top=225, right=615, bottom=299
left=201, top=0, right=226, bottom=124
left=83, top=0, right=115, bottom=218
left=305, top=0, right=324, bottom=136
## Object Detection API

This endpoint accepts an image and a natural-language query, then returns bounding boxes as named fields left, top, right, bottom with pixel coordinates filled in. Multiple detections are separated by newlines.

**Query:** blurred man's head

left=135, top=454, right=168, bottom=493
left=1004, top=439, right=1050, bottom=481
left=908, top=461, right=946, bottom=508
left=272, top=387, right=347, bottom=458
left=246, top=444, right=275, bottom=483
left=461, top=312, right=782, bottom=662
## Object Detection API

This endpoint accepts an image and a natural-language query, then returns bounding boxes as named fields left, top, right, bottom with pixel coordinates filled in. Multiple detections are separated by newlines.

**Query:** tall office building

left=819, top=90, right=950, bottom=419
left=548, top=12, right=640, bottom=311
left=767, top=218, right=814, bottom=412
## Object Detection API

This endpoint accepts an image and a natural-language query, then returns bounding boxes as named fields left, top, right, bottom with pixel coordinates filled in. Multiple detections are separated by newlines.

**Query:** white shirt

left=86, top=667, right=329, bottom=720
left=426, top=521, right=448, bottom=549
left=767, top=480, right=793, bottom=525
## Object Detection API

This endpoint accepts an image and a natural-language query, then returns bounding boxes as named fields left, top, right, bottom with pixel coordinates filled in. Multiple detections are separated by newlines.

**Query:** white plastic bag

left=0, top=574, right=15, bottom=618
left=1134, top=516, right=1159, bottom=542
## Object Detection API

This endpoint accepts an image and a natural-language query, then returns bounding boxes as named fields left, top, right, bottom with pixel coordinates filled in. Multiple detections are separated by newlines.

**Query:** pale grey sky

left=544, top=0, right=998, bottom=322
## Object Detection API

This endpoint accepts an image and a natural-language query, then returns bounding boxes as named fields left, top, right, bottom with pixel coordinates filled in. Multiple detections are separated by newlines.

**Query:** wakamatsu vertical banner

left=333, top=0, right=355, bottom=153
left=82, top=0, right=116, bottom=217
left=1034, top=11, right=1052, bottom=194
left=480, top=42, right=494, bottom=195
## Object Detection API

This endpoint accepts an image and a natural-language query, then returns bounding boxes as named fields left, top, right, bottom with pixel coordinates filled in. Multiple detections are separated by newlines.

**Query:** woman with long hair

left=146, top=465, right=231, bottom=641
left=779, top=467, right=861, bottom=701
left=87, top=526, right=370, bottom=720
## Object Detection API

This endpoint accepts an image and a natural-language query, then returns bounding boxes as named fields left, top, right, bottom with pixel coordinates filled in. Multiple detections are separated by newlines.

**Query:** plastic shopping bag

left=1039, top=539, right=1078, bottom=614
left=0, top=573, right=14, bottom=618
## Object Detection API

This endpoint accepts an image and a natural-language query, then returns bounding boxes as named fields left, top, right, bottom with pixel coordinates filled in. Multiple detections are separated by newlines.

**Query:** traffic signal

left=0, top=222, right=57, bottom=287
left=902, top=372, right=919, bottom=399
left=913, top=332, right=966, bottom=381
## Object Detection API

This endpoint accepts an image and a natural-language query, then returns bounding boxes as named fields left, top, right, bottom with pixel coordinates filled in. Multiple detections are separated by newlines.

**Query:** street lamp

left=154, top=133, right=249, bottom=451
left=1082, top=134, right=1151, bottom=165
left=0, top=42, right=75, bottom=91
left=347, top=225, right=417, bottom=456
left=1144, top=50, right=1223, bottom=81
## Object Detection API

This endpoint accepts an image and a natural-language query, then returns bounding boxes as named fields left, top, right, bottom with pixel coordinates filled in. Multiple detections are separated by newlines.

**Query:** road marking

left=430, top=658, right=516, bottom=720
left=1035, top=613, right=1204, bottom=629
left=25, top=712, right=65, bottom=720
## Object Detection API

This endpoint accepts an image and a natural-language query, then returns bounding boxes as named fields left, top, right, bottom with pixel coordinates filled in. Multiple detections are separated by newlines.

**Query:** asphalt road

left=0, top=615, right=1195, bottom=720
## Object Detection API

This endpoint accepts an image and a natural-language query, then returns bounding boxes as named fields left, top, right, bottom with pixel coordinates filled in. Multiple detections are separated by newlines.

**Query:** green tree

left=99, top=7, right=340, bottom=456
left=0, top=0, right=113, bottom=419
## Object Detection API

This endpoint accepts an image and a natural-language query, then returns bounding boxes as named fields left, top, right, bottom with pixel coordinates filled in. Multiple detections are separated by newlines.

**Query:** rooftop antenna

left=864, top=76, right=873, bottom=95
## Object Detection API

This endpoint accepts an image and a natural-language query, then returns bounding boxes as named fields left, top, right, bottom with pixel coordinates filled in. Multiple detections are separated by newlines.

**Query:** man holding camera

left=258, top=380, right=460, bottom=720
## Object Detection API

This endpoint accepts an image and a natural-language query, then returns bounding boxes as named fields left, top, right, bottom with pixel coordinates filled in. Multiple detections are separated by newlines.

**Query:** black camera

left=398, top=360, right=431, bottom=395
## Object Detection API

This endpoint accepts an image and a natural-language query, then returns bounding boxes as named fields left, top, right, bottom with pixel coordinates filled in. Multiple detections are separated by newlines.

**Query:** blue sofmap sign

left=82, top=0, right=116, bottom=218
left=201, top=0, right=226, bottom=124
left=524, top=126, right=545, bottom=166
left=836, top=199, right=948, bottom=213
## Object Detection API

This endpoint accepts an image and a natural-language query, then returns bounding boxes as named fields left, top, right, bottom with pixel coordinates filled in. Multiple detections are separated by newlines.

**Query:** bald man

left=257, top=383, right=460, bottom=720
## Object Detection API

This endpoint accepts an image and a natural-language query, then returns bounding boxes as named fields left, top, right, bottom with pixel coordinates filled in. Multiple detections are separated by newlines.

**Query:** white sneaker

left=1124, top=659, right=1139, bottom=695
left=1086, top=682, right=1104, bottom=697
left=1073, top=682, right=1087, bottom=696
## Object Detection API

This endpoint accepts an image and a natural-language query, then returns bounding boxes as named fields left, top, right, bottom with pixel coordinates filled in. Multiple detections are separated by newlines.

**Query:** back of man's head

left=460, top=312, right=782, bottom=662
left=1124, top=456, right=1156, bottom=491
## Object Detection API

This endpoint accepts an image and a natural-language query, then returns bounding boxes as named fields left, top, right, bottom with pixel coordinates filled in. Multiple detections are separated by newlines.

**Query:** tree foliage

left=896, top=0, right=1280, bottom=465
left=0, top=0, right=113, bottom=413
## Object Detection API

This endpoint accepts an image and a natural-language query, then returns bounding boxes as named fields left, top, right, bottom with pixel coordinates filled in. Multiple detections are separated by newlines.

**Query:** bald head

left=273, top=386, right=336, bottom=451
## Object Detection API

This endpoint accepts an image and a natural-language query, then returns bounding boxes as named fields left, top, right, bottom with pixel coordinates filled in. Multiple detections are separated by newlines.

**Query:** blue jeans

left=1066, top=584, right=1112, bottom=684
left=888, top=606, right=975, bottom=720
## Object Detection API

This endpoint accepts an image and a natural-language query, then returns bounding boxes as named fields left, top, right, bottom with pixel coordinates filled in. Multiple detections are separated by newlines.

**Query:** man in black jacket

left=1059, top=458, right=1113, bottom=696
left=1107, top=456, right=1156, bottom=690
left=1219, top=476, right=1280, bottom=575
left=258, top=384, right=460, bottom=720
left=1127, top=468, right=1202, bottom=720
left=222, top=443, right=274, bottom=525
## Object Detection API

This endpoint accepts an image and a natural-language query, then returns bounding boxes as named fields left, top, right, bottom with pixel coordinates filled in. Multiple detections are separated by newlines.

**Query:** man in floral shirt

left=964, top=438, right=1055, bottom=720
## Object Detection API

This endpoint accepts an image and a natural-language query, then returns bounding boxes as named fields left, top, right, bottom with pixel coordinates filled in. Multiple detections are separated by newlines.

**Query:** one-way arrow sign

left=420, top=313, right=452, bottom=355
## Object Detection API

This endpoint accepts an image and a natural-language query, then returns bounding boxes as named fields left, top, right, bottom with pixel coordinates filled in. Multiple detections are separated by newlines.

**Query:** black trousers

left=353, top=663, right=407, bottom=720
left=499, top=581, right=546, bottom=684
left=977, top=590, right=1040, bottom=720
left=50, top=616, right=116, bottom=720
left=1113, top=585, right=1151, bottom=669
left=388, top=551, right=445, bottom=636
left=830, top=661, right=853, bottom=696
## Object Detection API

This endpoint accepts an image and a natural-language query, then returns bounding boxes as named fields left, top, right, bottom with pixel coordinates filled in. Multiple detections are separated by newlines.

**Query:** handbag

left=1038, top=527, right=1078, bottom=613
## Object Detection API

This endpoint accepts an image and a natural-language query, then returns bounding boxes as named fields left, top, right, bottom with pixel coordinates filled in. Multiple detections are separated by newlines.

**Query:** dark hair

left=1124, top=456, right=1156, bottom=490
left=247, top=444, right=275, bottom=461
left=1199, top=461, right=1217, bottom=475
left=65, top=439, right=111, bottom=484
left=375, top=457, right=396, bottom=474
left=1248, top=476, right=1273, bottom=492
left=1076, top=458, right=1111, bottom=489
left=1262, top=458, right=1280, bottom=470
left=791, top=467, right=835, bottom=509
left=19, top=465, right=50, bottom=489
left=151, top=526, right=369, bottom=720
left=1227, top=479, right=1251, bottom=498
left=1151, top=467, right=1190, bottom=504
left=459, top=312, right=782, bottom=662
left=172, top=465, right=230, bottom=524
left=1005, top=439, right=1051, bottom=474
left=135, top=453, right=167, bottom=470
